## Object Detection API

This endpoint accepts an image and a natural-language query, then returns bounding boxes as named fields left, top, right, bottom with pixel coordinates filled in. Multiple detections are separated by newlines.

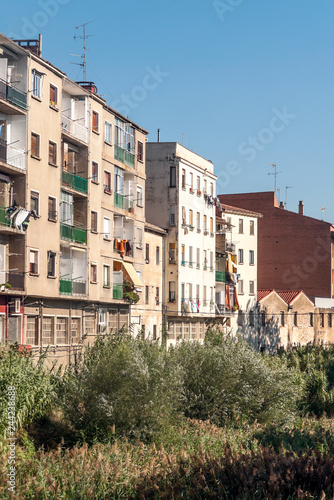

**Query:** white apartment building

left=217, top=203, right=262, bottom=342
left=146, top=142, right=217, bottom=346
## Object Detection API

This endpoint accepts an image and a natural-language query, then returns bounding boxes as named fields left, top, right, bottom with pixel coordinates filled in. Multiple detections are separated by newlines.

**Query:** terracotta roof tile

left=257, top=289, right=274, bottom=301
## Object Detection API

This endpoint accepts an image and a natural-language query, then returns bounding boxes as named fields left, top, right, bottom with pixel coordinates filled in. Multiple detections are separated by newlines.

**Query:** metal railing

left=6, top=272, right=24, bottom=290
left=61, top=114, right=88, bottom=143
left=0, top=78, right=27, bottom=111
left=215, top=271, right=226, bottom=282
left=114, top=145, right=135, bottom=168
left=60, top=223, right=87, bottom=244
left=0, top=138, right=26, bottom=171
left=60, top=279, right=86, bottom=295
left=62, top=168, right=88, bottom=194
left=113, top=284, right=123, bottom=300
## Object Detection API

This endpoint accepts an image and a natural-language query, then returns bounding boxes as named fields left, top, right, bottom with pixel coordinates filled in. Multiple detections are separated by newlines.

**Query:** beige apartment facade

left=0, top=33, right=152, bottom=362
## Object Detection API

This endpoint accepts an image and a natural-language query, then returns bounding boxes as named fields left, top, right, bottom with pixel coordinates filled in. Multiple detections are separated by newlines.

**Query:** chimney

left=157, top=129, right=160, bottom=143
left=14, top=35, right=42, bottom=57
left=279, top=201, right=285, bottom=209
left=298, top=201, right=304, bottom=216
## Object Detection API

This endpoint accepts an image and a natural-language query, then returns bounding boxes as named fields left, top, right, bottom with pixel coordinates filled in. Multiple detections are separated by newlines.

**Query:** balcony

left=0, top=78, right=27, bottom=113
left=5, top=272, right=24, bottom=290
left=61, top=114, right=88, bottom=144
left=62, top=169, right=88, bottom=194
left=0, top=207, right=27, bottom=232
left=216, top=271, right=225, bottom=282
left=113, top=284, right=123, bottom=300
left=60, top=223, right=87, bottom=245
left=0, top=138, right=26, bottom=171
left=59, top=279, right=87, bottom=295
left=114, top=145, right=135, bottom=168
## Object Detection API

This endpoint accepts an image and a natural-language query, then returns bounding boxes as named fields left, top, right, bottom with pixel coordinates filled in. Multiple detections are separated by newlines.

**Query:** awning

left=122, top=261, right=144, bottom=287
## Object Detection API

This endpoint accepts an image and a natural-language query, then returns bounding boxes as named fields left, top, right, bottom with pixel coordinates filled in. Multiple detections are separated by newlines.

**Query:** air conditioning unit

left=10, top=298, right=20, bottom=314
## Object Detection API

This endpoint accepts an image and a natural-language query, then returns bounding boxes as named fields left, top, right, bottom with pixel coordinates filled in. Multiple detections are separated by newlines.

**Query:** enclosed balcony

left=62, top=169, right=87, bottom=194
left=114, top=145, right=135, bottom=168
left=60, top=223, right=87, bottom=245
left=60, top=191, right=87, bottom=245
left=61, top=93, right=88, bottom=144
left=59, top=246, right=87, bottom=296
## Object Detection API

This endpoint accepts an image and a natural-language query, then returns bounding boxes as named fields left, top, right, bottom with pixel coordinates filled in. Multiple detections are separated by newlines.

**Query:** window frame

left=136, top=185, right=143, bottom=207
left=29, top=249, right=39, bottom=276
left=92, top=110, right=99, bottom=133
left=91, top=161, right=99, bottom=184
left=30, top=190, right=40, bottom=216
left=32, top=69, right=43, bottom=99
left=31, top=132, right=40, bottom=159
left=103, top=217, right=111, bottom=241
left=91, top=210, right=98, bottom=233
left=249, top=250, right=255, bottom=265
left=104, top=120, right=112, bottom=144
left=102, top=264, right=111, bottom=288
left=104, top=170, right=112, bottom=194
left=47, top=251, right=57, bottom=278
left=90, top=262, right=97, bottom=283
left=48, top=196, right=57, bottom=222
left=49, top=83, right=58, bottom=109
left=48, top=141, right=57, bottom=166
left=137, top=140, right=144, bottom=162
left=238, top=248, right=244, bottom=265
left=169, top=166, right=176, bottom=187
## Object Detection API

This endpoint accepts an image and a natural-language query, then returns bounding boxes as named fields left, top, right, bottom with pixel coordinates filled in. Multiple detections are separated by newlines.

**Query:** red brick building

left=218, top=192, right=334, bottom=298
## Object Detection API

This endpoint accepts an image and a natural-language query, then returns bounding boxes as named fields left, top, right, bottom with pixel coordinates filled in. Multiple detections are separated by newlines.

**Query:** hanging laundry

left=196, top=300, right=200, bottom=313
left=119, top=240, right=125, bottom=255
left=114, top=238, right=118, bottom=250
left=225, top=285, right=231, bottom=309
left=126, top=240, right=132, bottom=256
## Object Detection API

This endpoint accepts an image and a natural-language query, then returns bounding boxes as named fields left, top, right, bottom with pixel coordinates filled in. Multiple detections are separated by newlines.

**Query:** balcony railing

left=216, top=271, right=226, bottom=282
left=62, top=168, right=88, bottom=194
left=6, top=272, right=24, bottom=290
left=114, top=192, right=123, bottom=209
left=114, top=145, right=135, bottom=168
left=60, top=223, right=87, bottom=244
left=0, top=138, right=26, bottom=171
left=114, top=192, right=134, bottom=211
left=61, top=114, right=88, bottom=143
left=113, top=284, right=123, bottom=300
left=0, top=78, right=27, bottom=111
left=59, top=279, right=87, bottom=295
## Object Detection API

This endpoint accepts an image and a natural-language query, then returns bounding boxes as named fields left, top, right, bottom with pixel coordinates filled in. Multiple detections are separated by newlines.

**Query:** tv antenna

left=71, top=21, right=95, bottom=82
left=285, top=186, right=293, bottom=207
left=268, top=162, right=282, bottom=193
left=321, top=207, right=326, bottom=220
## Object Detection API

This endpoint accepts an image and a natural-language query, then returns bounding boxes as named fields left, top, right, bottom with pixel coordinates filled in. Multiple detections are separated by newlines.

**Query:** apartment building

left=215, top=203, right=261, bottom=340
left=0, top=33, right=151, bottom=360
left=218, top=192, right=334, bottom=298
left=146, top=142, right=217, bottom=346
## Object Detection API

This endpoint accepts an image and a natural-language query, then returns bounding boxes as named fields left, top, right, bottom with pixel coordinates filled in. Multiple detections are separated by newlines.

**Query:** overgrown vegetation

left=2, top=332, right=334, bottom=498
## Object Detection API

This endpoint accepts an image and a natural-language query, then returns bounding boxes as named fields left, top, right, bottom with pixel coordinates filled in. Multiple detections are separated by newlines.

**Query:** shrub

left=59, top=334, right=182, bottom=442
left=170, top=330, right=301, bottom=426
left=0, top=345, right=57, bottom=442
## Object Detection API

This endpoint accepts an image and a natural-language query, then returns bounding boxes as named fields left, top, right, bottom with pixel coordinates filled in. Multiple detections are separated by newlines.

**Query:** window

left=181, top=245, right=185, bottom=265
left=189, top=283, right=193, bottom=301
left=280, top=311, right=285, bottom=326
left=249, top=280, right=255, bottom=295
left=197, top=176, right=200, bottom=193
left=47, top=251, right=56, bottom=278
left=104, top=171, right=111, bottom=193
left=137, top=141, right=143, bottom=162
left=56, top=317, right=68, bottom=344
left=250, top=220, right=255, bottom=235
left=103, top=265, right=110, bottom=287
left=196, top=284, right=200, bottom=301
left=48, top=196, right=57, bottom=222
left=328, top=314, right=332, bottom=328
left=30, top=190, right=39, bottom=215
left=71, top=318, right=81, bottom=344
left=156, top=246, right=160, bottom=265
left=203, top=286, right=207, bottom=304
left=210, top=217, right=213, bottom=235
left=115, top=119, right=134, bottom=152
left=169, top=206, right=175, bottom=226
left=203, top=215, right=207, bottom=232
left=182, top=169, right=186, bottom=189
left=90, top=262, right=97, bottom=283
left=92, top=111, right=99, bottom=133
left=60, top=191, right=73, bottom=225
left=168, top=281, right=176, bottom=302
left=249, top=250, right=255, bottom=265
left=189, top=209, right=193, bottom=228
left=309, top=313, right=313, bottom=327
left=26, top=317, right=38, bottom=346
left=105, top=121, right=112, bottom=144
left=92, top=162, right=99, bottom=183
left=182, top=206, right=186, bottom=225
left=145, top=243, right=150, bottom=263
left=210, top=182, right=214, bottom=196
left=49, top=84, right=58, bottom=108
left=189, top=246, right=193, bottom=267
left=196, top=248, right=200, bottom=269
left=137, top=185, right=143, bottom=207
left=145, top=286, right=149, bottom=304
left=42, top=317, right=54, bottom=345
left=181, top=283, right=185, bottom=300
left=169, top=243, right=176, bottom=263
left=204, top=179, right=207, bottom=194
left=153, top=325, right=157, bottom=340
left=169, top=166, right=176, bottom=187
left=238, top=310, right=243, bottom=326
left=190, top=172, right=193, bottom=192
left=238, top=279, right=244, bottom=295
left=204, top=250, right=207, bottom=269
left=320, top=313, right=325, bottom=328
left=31, top=132, right=40, bottom=158
left=29, top=249, right=38, bottom=275
left=48, top=141, right=57, bottom=165
left=196, top=212, right=200, bottom=231
left=91, top=211, right=98, bottom=233
left=249, top=310, right=254, bottom=326
left=238, top=249, right=244, bottom=264
left=293, top=312, right=298, bottom=327
left=210, top=251, right=213, bottom=270
left=103, top=217, right=111, bottom=240
left=136, top=227, right=143, bottom=248
left=32, top=70, right=42, bottom=98
left=156, top=287, right=160, bottom=305
left=239, top=219, right=244, bottom=234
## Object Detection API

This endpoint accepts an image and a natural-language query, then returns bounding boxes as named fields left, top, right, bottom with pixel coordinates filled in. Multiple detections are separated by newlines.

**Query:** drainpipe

left=162, top=233, right=166, bottom=347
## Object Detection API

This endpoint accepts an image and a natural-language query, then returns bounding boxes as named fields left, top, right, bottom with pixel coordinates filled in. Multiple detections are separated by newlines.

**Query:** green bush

left=0, top=345, right=57, bottom=442
left=59, top=334, right=182, bottom=442
left=170, top=331, right=301, bottom=426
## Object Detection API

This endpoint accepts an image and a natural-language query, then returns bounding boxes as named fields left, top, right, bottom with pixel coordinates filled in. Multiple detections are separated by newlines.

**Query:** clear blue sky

left=2, top=0, right=334, bottom=222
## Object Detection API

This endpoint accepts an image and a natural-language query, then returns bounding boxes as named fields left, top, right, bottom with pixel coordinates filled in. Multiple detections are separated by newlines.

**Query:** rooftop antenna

left=71, top=20, right=95, bottom=82
left=268, top=162, right=282, bottom=194
left=285, top=186, right=293, bottom=207
left=321, top=207, right=326, bottom=220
